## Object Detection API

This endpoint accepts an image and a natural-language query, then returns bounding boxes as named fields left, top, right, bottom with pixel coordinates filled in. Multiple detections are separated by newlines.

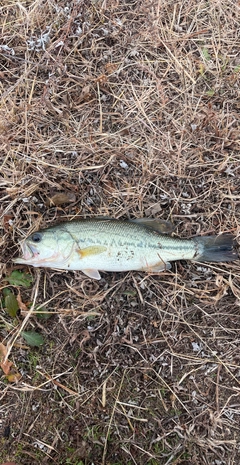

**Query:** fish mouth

left=14, top=241, right=39, bottom=264
left=23, top=242, right=39, bottom=260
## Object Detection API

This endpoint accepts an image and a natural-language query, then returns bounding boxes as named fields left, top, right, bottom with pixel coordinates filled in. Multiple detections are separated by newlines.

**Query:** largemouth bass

left=14, top=218, right=237, bottom=280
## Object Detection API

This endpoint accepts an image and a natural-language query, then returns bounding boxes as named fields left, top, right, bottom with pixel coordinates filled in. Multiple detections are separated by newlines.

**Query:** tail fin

left=193, top=235, right=238, bottom=262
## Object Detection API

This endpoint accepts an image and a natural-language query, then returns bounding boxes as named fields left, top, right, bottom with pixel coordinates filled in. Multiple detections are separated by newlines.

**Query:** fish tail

left=193, top=234, right=238, bottom=262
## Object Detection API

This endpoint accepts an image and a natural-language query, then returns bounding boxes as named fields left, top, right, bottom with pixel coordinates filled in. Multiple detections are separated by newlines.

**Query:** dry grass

left=1, top=0, right=240, bottom=464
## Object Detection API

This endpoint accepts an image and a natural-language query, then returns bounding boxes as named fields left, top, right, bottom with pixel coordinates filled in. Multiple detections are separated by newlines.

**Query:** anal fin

left=141, top=261, right=171, bottom=272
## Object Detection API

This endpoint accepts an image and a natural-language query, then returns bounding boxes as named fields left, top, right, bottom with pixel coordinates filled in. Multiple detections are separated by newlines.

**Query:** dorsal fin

left=129, top=218, right=174, bottom=234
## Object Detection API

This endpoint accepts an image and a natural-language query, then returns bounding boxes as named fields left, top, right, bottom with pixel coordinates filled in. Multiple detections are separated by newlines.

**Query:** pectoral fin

left=77, top=245, right=107, bottom=258
left=130, top=218, right=174, bottom=234
left=82, top=269, right=101, bottom=280
left=141, top=261, right=171, bottom=272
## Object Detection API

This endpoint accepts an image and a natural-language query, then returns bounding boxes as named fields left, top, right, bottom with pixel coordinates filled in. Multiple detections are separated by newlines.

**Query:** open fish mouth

left=13, top=241, right=40, bottom=263
left=14, top=240, right=65, bottom=266
left=22, top=242, right=40, bottom=260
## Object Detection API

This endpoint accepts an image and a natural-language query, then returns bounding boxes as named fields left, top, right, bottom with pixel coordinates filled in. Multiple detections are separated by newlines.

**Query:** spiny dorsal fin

left=130, top=218, right=174, bottom=234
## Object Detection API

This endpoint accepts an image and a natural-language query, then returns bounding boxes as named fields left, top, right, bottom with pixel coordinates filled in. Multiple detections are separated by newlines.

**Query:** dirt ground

left=1, top=1, right=240, bottom=464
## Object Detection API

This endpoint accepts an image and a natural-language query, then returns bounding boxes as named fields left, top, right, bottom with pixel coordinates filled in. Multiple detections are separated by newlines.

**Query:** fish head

left=14, top=229, right=73, bottom=267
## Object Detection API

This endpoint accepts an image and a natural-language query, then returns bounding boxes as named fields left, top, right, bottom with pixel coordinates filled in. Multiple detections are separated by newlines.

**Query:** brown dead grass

left=1, top=0, right=240, bottom=464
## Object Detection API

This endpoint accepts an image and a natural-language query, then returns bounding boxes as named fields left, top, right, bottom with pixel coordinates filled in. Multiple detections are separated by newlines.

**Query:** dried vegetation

left=0, top=0, right=240, bottom=464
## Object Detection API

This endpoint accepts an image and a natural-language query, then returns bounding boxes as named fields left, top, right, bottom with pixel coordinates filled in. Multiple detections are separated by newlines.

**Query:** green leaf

left=233, top=65, right=240, bottom=73
left=5, top=292, right=19, bottom=318
left=21, top=331, right=44, bottom=347
left=36, top=306, right=52, bottom=320
left=6, top=270, right=33, bottom=287
left=3, top=288, right=12, bottom=297
left=202, top=47, right=211, bottom=61
left=122, top=289, right=137, bottom=297
left=206, top=89, right=215, bottom=96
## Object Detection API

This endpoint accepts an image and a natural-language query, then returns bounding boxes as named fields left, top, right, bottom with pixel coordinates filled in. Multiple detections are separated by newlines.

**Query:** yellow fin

left=82, top=269, right=101, bottom=280
left=77, top=245, right=107, bottom=259
left=130, top=218, right=174, bottom=234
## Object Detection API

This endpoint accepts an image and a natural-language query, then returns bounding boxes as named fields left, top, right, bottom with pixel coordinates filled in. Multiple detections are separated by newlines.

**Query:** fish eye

left=31, top=232, right=42, bottom=243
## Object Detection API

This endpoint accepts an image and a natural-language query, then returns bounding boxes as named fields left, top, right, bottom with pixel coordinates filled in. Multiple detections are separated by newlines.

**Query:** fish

left=13, top=217, right=237, bottom=280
